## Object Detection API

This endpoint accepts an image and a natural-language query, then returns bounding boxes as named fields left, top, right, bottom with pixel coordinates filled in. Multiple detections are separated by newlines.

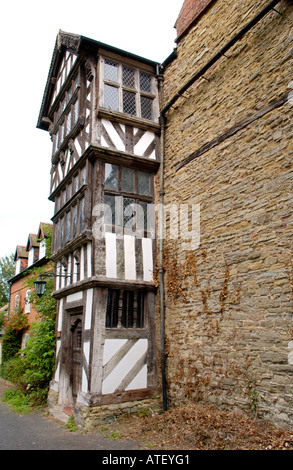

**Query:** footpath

left=0, top=378, right=140, bottom=451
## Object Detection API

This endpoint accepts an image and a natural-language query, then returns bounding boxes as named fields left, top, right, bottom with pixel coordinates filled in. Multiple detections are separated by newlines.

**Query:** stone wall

left=161, top=0, right=293, bottom=427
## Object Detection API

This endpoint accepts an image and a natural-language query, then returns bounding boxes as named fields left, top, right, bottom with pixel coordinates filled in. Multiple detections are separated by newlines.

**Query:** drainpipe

left=157, top=67, right=168, bottom=412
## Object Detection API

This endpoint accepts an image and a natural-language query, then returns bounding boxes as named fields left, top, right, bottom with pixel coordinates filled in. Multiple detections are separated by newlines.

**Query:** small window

left=102, top=58, right=155, bottom=120
left=140, top=71, right=152, bottom=92
left=138, top=171, right=150, bottom=196
left=141, top=96, right=152, bottom=120
left=104, top=84, right=119, bottom=111
left=104, top=59, right=119, bottom=82
left=123, top=90, right=136, bottom=116
left=106, top=289, right=145, bottom=328
left=105, top=163, right=119, bottom=190
left=104, top=194, right=116, bottom=225
left=122, top=65, right=135, bottom=88
left=25, top=290, right=31, bottom=314
left=121, top=167, right=135, bottom=193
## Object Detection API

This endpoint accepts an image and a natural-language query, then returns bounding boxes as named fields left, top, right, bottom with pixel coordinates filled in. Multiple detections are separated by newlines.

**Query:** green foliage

left=63, top=415, right=78, bottom=432
left=1, top=388, right=32, bottom=414
left=0, top=253, right=15, bottom=307
left=0, top=231, right=57, bottom=408
left=2, top=307, right=28, bottom=362
left=20, top=316, right=56, bottom=405
left=0, top=356, right=26, bottom=383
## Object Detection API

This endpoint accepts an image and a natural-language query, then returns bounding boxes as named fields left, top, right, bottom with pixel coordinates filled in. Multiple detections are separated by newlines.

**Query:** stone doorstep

left=49, top=405, right=72, bottom=425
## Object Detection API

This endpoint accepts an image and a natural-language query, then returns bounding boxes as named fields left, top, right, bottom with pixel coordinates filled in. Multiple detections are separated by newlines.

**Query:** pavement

left=0, top=378, right=141, bottom=451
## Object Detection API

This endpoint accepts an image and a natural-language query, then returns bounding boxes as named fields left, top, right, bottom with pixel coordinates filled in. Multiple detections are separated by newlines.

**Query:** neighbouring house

left=9, top=222, right=53, bottom=348
left=36, top=0, right=293, bottom=429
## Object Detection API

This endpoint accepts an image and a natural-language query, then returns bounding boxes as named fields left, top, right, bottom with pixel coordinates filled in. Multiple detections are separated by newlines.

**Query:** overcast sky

left=0, top=0, right=183, bottom=259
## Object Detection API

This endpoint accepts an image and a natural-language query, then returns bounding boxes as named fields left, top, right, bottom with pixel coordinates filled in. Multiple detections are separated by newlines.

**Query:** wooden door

left=71, top=316, right=82, bottom=400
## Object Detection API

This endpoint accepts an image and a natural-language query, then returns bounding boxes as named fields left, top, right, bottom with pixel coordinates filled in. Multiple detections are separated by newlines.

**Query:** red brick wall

left=10, top=275, right=39, bottom=327
left=175, top=0, right=215, bottom=40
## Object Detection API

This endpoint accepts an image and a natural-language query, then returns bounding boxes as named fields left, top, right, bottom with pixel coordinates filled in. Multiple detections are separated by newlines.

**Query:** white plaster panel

left=105, top=232, right=117, bottom=278
left=82, top=367, right=88, bottom=393
left=102, top=339, right=148, bottom=395
left=54, top=339, right=61, bottom=382
left=57, top=298, right=64, bottom=331
left=124, top=235, right=136, bottom=280
left=102, top=119, right=125, bottom=151
left=134, top=130, right=153, bottom=156
left=84, top=289, right=93, bottom=330
left=125, top=364, right=147, bottom=391
left=83, top=340, right=90, bottom=363
left=87, top=242, right=92, bottom=278
left=74, top=137, right=82, bottom=157
left=103, top=339, right=128, bottom=365
left=142, top=237, right=153, bottom=281
left=80, top=245, right=85, bottom=280
left=66, top=291, right=83, bottom=303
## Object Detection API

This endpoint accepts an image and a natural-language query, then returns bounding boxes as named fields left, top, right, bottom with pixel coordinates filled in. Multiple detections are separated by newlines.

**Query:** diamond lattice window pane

left=123, top=198, right=135, bottom=227
left=121, top=167, right=135, bottom=193
left=136, top=201, right=147, bottom=231
left=104, top=60, right=118, bottom=82
left=105, top=163, right=119, bottom=190
left=123, top=90, right=136, bottom=116
left=138, top=171, right=150, bottom=195
left=141, top=96, right=152, bottom=120
left=122, top=66, right=135, bottom=88
left=140, top=72, right=152, bottom=92
left=104, top=85, right=119, bottom=111
left=74, top=99, right=79, bottom=124
left=104, top=195, right=116, bottom=225
left=66, top=111, right=72, bottom=135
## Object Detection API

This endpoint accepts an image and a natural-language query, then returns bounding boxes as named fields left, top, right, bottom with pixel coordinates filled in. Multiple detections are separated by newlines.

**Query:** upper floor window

left=53, top=165, right=87, bottom=253
left=25, top=290, right=31, bottom=314
left=102, top=58, right=155, bottom=121
left=104, top=163, right=154, bottom=235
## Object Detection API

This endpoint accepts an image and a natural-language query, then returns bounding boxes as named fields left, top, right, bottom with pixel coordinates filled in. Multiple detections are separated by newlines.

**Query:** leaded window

left=103, top=163, right=154, bottom=234
left=102, top=58, right=155, bottom=120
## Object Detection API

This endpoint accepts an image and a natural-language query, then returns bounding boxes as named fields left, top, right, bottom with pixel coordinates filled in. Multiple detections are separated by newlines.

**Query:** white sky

left=0, top=0, right=183, bottom=259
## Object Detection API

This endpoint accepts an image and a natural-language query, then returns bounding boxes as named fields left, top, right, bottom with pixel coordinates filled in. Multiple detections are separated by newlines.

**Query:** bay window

left=102, top=58, right=155, bottom=121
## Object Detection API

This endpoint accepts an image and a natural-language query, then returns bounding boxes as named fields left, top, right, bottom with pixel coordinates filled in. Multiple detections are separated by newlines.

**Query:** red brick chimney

left=175, top=0, right=215, bottom=41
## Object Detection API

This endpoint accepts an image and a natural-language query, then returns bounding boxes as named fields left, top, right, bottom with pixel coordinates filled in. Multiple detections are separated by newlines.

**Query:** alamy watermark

left=92, top=201, right=200, bottom=250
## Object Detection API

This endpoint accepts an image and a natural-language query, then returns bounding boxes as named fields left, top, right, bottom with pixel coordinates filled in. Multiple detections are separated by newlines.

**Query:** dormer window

left=102, top=58, right=155, bottom=121
left=28, top=248, right=35, bottom=267
left=39, top=239, right=47, bottom=259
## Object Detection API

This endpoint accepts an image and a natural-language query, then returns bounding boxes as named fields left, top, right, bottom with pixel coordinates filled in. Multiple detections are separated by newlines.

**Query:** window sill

left=98, top=107, right=160, bottom=133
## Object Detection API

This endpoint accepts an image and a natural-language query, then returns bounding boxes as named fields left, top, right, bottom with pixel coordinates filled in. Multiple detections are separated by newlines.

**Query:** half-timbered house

left=37, top=31, right=161, bottom=420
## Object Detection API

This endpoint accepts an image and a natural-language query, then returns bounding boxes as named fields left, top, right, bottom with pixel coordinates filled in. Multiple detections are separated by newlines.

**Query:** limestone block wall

left=162, top=0, right=293, bottom=427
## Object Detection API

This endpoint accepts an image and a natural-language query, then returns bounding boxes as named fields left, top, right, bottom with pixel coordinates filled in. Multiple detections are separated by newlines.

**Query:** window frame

left=106, top=288, right=146, bottom=330
left=103, top=163, right=154, bottom=236
left=52, top=165, right=88, bottom=254
left=52, top=75, right=80, bottom=157
left=100, top=55, right=156, bottom=121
